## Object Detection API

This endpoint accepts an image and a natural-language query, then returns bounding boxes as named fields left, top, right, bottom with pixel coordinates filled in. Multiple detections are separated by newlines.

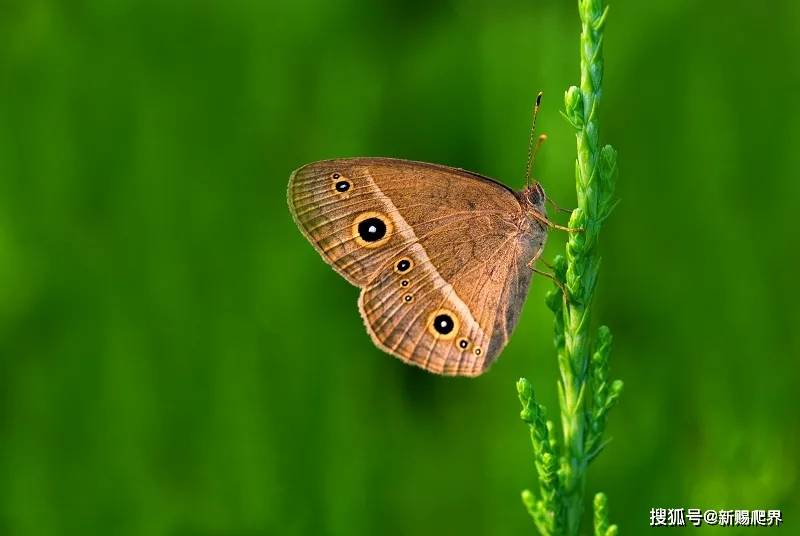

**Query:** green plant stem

left=519, top=0, right=621, bottom=534
left=560, top=0, right=610, bottom=531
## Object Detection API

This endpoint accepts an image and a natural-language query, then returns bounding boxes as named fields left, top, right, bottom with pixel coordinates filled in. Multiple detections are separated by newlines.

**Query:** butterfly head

left=521, top=181, right=547, bottom=213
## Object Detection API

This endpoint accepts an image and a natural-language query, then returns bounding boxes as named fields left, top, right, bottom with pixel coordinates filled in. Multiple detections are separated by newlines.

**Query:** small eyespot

left=458, top=338, right=470, bottom=350
left=330, top=173, right=352, bottom=195
left=403, top=294, right=413, bottom=303
left=474, top=347, right=482, bottom=356
left=394, top=258, right=413, bottom=273
left=401, top=280, right=409, bottom=287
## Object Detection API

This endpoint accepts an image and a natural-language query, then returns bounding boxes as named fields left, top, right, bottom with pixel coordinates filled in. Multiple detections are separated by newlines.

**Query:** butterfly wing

left=288, top=158, right=546, bottom=376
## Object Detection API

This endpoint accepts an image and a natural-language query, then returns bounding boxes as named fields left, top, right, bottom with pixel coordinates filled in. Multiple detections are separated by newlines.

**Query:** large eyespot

left=352, top=211, right=393, bottom=248
left=426, top=308, right=460, bottom=340
left=358, top=218, right=386, bottom=241
left=394, top=258, right=413, bottom=274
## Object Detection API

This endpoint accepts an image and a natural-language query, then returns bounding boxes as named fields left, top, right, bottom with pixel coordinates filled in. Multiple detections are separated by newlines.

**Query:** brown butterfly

left=288, top=101, right=560, bottom=376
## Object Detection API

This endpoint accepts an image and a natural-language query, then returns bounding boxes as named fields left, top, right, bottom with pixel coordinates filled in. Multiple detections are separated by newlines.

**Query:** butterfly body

left=288, top=158, right=547, bottom=376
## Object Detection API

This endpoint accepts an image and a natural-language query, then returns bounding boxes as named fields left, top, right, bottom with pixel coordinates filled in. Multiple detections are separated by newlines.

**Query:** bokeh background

left=1, top=0, right=798, bottom=534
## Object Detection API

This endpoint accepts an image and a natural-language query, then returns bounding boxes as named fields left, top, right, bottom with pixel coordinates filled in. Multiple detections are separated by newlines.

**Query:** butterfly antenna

left=525, top=92, right=543, bottom=189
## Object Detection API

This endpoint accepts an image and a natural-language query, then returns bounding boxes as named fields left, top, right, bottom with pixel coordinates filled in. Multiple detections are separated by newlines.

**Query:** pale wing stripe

left=318, top=214, right=465, bottom=261
left=348, top=170, right=486, bottom=352
left=334, top=217, right=503, bottom=273
left=359, top=229, right=509, bottom=318
left=366, top=233, right=507, bottom=331
left=375, top=251, right=485, bottom=356
left=309, top=202, right=424, bottom=238
left=384, top=234, right=514, bottom=367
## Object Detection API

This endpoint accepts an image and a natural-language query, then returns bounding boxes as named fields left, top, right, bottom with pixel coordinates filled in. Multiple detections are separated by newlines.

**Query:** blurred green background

left=1, top=0, right=798, bottom=534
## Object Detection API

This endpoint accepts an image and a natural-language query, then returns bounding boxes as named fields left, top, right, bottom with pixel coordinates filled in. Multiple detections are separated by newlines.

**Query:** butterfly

left=288, top=151, right=565, bottom=375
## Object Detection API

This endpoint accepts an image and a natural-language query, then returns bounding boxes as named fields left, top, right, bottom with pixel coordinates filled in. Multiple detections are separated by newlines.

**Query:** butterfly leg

left=531, top=267, right=570, bottom=309
left=526, top=244, right=544, bottom=270
left=527, top=209, right=583, bottom=233
left=528, top=253, right=569, bottom=308
left=546, top=196, right=575, bottom=214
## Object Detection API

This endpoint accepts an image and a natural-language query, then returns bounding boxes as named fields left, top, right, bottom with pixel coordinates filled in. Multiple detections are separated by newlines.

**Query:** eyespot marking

left=394, top=258, right=413, bottom=274
left=474, top=347, right=482, bottom=356
left=426, top=308, right=460, bottom=340
left=400, top=279, right=409, bottom=287
left=352, top=211, right=393, bottom=248
left=358, top=218, right=386, bottom=241
left=457, top=338, right=470, bottom=350
left=330, top=173, right=351, bottom=196
left=403, top=294, right=413, bottom=303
